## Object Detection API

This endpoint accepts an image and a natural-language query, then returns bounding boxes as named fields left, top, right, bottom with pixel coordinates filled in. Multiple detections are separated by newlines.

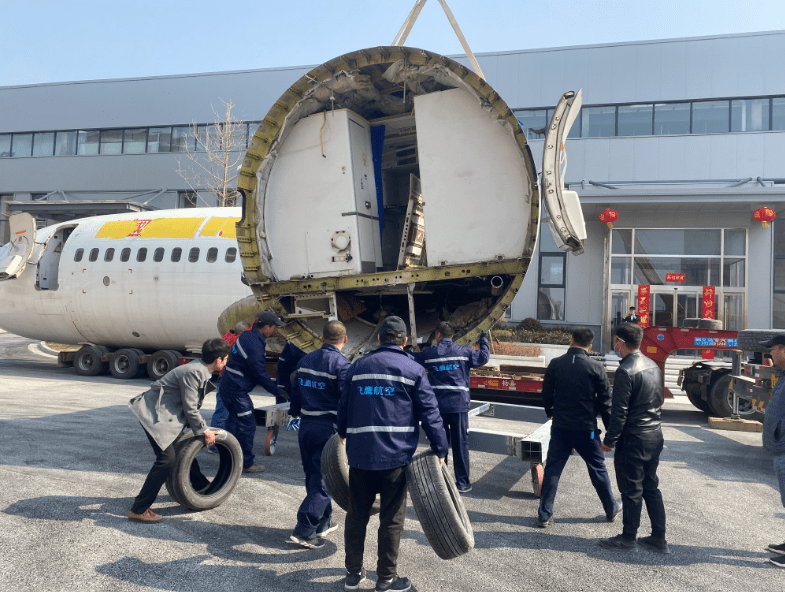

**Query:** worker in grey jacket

left=128, top=338, right=231, bottom=523
left=760, top=334, right=785, bottom=567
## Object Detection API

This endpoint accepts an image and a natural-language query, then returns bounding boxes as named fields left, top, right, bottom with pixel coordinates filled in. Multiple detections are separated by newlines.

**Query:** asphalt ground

left=1, top=330, right=783, bottom=592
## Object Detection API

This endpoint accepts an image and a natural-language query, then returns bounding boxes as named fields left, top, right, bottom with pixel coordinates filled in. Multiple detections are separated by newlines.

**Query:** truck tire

left=147, top=350, right=180, bottom=381
left=165, top=430, right=243, bottom=511
left=73, top=345, right=107, bottom=376
left=737, top=329, right=785, bottom=352
left=708, top=372, right=765, bottom=422
left=697, top=318, right=723, bottom=330
left=681, top=318, right=701, bottom=328
left=109, top=348, right=145, bottom=379
left=406, top=451, right=474, bottom=560
left=320, top=434, right=380, bottom=515
left=686, top=389, right=712, bottom=414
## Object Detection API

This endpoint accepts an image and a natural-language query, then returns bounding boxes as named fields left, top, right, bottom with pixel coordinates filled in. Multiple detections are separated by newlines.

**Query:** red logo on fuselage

left=127, top=219, right=153, bottom=237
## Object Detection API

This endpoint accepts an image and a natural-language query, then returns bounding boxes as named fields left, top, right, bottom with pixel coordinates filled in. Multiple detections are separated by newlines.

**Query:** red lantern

left=599, top=209, right=618, bottom=228
left=753, top=207, right=776, bottom=228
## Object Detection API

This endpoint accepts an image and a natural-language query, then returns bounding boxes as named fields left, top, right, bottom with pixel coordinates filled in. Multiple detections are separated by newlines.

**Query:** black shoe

left=344, top=569, right=366, bottom=591
left=598, top=534, right=638, bottom=552
left=770, top=555, right=785, bottom=568
left=767, top=541, right=785, bottom=555
left=537, top=515, right=553, bottom=528
left=457, top=484, right=472, bottom=493
left=638, top=535, right=671, bottom=554
left=375, top=575, right=411, bottom=592
left=287, top=534, right=324, bottom=549
left=606, top=505, right=621, bottom=522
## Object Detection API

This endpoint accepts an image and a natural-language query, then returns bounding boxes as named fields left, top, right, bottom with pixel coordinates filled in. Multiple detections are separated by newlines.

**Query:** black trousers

left=131, top=429, right=209, bottom=514
left=614, top=429, right=666, bottom=540
left=345, top=465, right=408, bottom=580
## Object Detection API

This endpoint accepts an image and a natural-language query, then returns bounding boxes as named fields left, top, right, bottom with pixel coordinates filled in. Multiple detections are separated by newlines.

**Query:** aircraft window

left=88, top=248, right=99, bottom=262
left=188, top=247, right=200, bottom=262
left=137, top=248, right=147, bottom=262
left=226, top=247, right=237, bottom=263
left=171, top=247, right=182, bottom=262
left=104, top=248, right=114, bottom=262
left=74, top=248, right=84, bottom=262
left=154, top=247, right=165, bottom=262
left=120, top=248, right=131, bottom=262
left=206, top=247, right=218, bottom=263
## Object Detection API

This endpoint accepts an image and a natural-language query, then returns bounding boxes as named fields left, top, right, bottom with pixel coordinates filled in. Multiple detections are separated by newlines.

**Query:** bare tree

left=176, top=100, right=246, bottom=207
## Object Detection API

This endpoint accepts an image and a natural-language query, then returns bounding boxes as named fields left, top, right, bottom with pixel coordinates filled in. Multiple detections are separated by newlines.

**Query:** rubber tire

left=165, top=430, right=243, bottom=511
left=737, top=329, right=785, bottom=353
left=681, top=318, right=701, bottom=328
left=109, top=348, right=143, bottom=379
left=697, top=318, right=723, bottom=330
left=406, top=450, right=474, bottom=560
left=147, top=349, right=180, bottom=381
left=73, top=345, right=107, bottom=376
left=708, top=372, right=765, bottom=422
left=320, top=434, right=380, bottom=515
left=686, top=389, right=712, bottom=414
left=264, top=427, right=278, bottom=456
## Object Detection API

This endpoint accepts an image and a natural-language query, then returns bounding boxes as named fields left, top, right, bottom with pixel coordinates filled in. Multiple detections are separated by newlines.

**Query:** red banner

left=702, top=286, right=716, bottom=359
left=665, top=273, right=686, bottom=283
left=637, top=285, right=650, bottom=328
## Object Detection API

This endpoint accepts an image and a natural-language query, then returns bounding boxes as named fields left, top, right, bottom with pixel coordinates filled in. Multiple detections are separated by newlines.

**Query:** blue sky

left=2, top=0, right=783, bottom=87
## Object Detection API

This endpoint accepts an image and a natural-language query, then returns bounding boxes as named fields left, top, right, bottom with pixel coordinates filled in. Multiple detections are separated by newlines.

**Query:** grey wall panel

left=608, top=45, right=638, bottom=105
left=476, top=54, right=499, bottom=91
left=585, top=46, right=615, bottom=105
left=511, top=244, right=539, bottom=321
left=635, top=43, right=663, bottom=102
left=747, top=224, right=772, bottom=329
left=735, top=133, right=764, bottom=178
left=561, top=48, right=588, bottom=107
left=488, top=54, right=520, bottom=107
left=737, top=35, right=767, bottom=94
left=656, top=41, right=688, bottom=101
left=584, top=138, right=611, bottom=181
left=514, top=52, right=543, bottom=107
left=684, top=135, right=712, bottom=180
left=708, top=134, right=739, bottom=179
left=608, top=138, right=636, bottom=181
left=539, top=50, right=566, bottom=107
left=764, top=34, right=785, bottom=96
left=632, top=137, right=655, bottom=180
left=708, top=37, right=741, bottom=98
left=685, top=40, right=715, bottom=100
left=763, top=133, right=785, bottom=178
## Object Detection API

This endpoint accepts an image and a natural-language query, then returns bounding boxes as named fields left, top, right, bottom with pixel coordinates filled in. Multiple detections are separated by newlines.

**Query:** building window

left=537, top=227, right=566, bottom=321
left=123, top=128, right=147, bottom=154
left=581, top=106, right=615, bottom=137
left=188, top=247, right=200, bottom=262
left=120, top=248, right=131, bottom=262
left=74, top=248, right=84, bottom=262
left=77, top=130, right=100, bottom=155
left=773, top=98, right=785, bottom=131
left=731, top=99, right=770, bottom=132
left=617, top=104, right=653, bottom=136
left=691, top=100, right=730, bottom=134
left=148, top=127, right=171, bottom=153
left=153, top=247, right=165, bottom=262
left=206, top=247, right=218, bottom=263
left=11, top=133, right=33, bottom=157
left=100, top=129, right=123, bottom=155
left=89, top=248, right=99, bottom=262
left=171, top=247, right=182, bottom=262
left=517, top=109, right=548, bottom=139
left=171, top=126, right=191, bottom=152
left=32, top=132, right=55, bottom=157
left=225, top=247, right=237, bottom=263
left=55, top=131, right=77, bottom=156
left=137, top=248, right=147, bottom=262
left=0, top=134, right=10, bottom=157
left=104, top=248, right=114, bottom=262
left=654, top=103, right=690, bottom=135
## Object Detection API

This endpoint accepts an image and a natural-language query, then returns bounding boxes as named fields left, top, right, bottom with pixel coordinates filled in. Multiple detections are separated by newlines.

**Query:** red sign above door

left=665, top=273, right=686, bottom=283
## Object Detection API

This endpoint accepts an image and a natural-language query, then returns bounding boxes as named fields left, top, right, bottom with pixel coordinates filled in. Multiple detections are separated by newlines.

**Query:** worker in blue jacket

left=338, top=316, right=448, bottom=592
left=276, top=341, right=306, bottom=404
left=219, top=310, right=285, bottom=473
left=412, top=321, right=489, bottom=493
left=287, top=320, right=350, bottom=549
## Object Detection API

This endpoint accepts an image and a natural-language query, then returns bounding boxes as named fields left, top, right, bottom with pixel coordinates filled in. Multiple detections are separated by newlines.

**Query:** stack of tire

left=321, top=434, right=474, bottom=560
left=165, top=430, right=244, bottom=511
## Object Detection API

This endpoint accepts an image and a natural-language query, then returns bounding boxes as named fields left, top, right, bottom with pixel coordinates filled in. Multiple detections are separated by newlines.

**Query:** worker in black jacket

left=537, top=327, right=618, bottom=528
left=600, top=322, right=669, bottom=554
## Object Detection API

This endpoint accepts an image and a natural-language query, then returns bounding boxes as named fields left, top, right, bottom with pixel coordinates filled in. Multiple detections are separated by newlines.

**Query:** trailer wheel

left=697, top=318, right=723, bottom=330
left=685, top=390, right=712, bottom=414
left=264, top=427, right=278, bottom=456
left=737, top=329, right=785, bottom=353
left=109, top=348, right=144, bottom=379
left=531, top=464, right=544, bottom=497
left=73, top=345, right=107, bottom=376
left=320, top=434, right=380, bottom=515
left=406, top=450, right=474, bottom=560
left=165, top=430, right=243, bottom=511
left=681, top=318, right=701, bottom=328
left=708, top=371, right=765, bottom=422
left=147, top=350, right=180, bottom=381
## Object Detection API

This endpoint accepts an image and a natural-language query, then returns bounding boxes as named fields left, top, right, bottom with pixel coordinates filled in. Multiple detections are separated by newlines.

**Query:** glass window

left=100, top=129, right=123, bottom=155
left=188, top=247, right=200, bottom=262
left=538, top=287, right=565, bottom=320
left=724, top=229, right=746, bottom=256
left=634, top=229, right=720, bottom=256
left=731, top=99, right=770, bottom=132
left=617, top=104, right=653, bottom=136
left=723, top=258, right=745, bottom=287
left=55, top=131, right=77, bottom=156
left=516, top=109, right=547, bottom=140
left=123, top=128, right=147, bottom=154
left=545, top=108, right=581, bottom=139
left=136, top=248, right=147, bottom=262
left=171, top=247, right=182, bottom=262
left=11, top=133, right=33, bottom=157
left=88, top=248, right=99, bottom=262
left=773, top=98, right=785, bottom=131
left=153, top=247, right=165, bottom=262
left=633, top=257, right=720, bottom=285
left=540, top=255, right=565, bottom=285
left=206, top=247, right=218, bottom=262
left=654, top=103, right=690, bottom=135
left=171, top=126, right=191, bottom=152
left=611, top=258, right=631, bottom=284
left=32, top=132, right=55, bottom=157
left=0, top=134, right=11, bottom=157
left=74, top=248, right=84, bottom=262
left=147, top=127, right=171, bottom=153
left=611, top=229, right=632, bottom=254
left=232, top=123, right=248, bottom=150
left=104, top=248, right=114, bottom=262
left=692, top=101, right=729, bottom=134
left=77, top=130, right=100, bottom=155
left=120, top=248, right=131, bottom=262
left=225, top=247, right=237, bottom=263
left=581, top=106, right=615, bottom=137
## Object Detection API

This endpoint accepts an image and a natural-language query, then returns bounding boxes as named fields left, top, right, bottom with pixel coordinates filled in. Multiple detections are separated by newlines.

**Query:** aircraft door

left=0, top=212, right=36, bottom=280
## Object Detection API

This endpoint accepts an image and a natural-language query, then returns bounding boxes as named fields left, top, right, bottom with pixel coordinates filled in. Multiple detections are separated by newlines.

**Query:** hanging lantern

left=753, top=207, right=776, bottom=228
left=598, top=208, right=618, bottom=228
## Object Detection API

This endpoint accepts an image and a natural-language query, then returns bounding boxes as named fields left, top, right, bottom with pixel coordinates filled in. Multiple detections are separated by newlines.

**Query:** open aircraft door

left=540, top=89, right=587, bottom=255
left=0, top=212, right=36, bottom=280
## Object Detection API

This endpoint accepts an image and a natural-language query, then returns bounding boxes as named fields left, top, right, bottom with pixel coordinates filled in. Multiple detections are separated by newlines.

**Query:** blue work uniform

left=218, top=329, right=278, bottom=468
left=276, top=342, right=306, bottom=404
left=412, top=336, right=489, bottom=489
left=289, top=342, right=350, bottom=540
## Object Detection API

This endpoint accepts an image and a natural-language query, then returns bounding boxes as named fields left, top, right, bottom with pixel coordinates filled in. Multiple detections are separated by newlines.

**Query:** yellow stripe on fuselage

left=95, top=217, right=238, bottom=240
left=198, top=217, right=239, bottom=239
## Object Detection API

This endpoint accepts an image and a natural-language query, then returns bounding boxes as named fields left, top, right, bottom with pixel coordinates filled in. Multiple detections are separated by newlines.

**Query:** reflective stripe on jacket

left=218, top=329, right=277, bottom=397
left=289, top=343, right=350, bottom=424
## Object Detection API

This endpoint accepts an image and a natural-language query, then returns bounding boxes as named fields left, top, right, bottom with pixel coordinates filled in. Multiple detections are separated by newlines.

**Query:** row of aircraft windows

left=73, top=246, right=238, bottom=264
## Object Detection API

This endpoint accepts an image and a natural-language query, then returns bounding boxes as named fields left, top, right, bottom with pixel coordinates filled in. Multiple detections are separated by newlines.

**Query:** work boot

left=638, top=535, right=671, bottom=554
left=598, top=534, right=637, bottom=551
left=243, top=463, right=264, bottom=473
left=344, top=568, right=366, bottom=591
left=375, top=575, right=411, bottom=592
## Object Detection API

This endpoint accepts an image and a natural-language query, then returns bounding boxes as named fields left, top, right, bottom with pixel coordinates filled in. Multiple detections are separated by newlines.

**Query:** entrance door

left=651, top=289, right=700, bottom=327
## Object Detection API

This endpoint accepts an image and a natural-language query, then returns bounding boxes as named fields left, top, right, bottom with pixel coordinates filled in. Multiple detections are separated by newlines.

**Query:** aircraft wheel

left=147, top=350, right=180, bottom=380
left=109, top=348, right=142, bottom=379
left=73, top=345, right=107, bottom=376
